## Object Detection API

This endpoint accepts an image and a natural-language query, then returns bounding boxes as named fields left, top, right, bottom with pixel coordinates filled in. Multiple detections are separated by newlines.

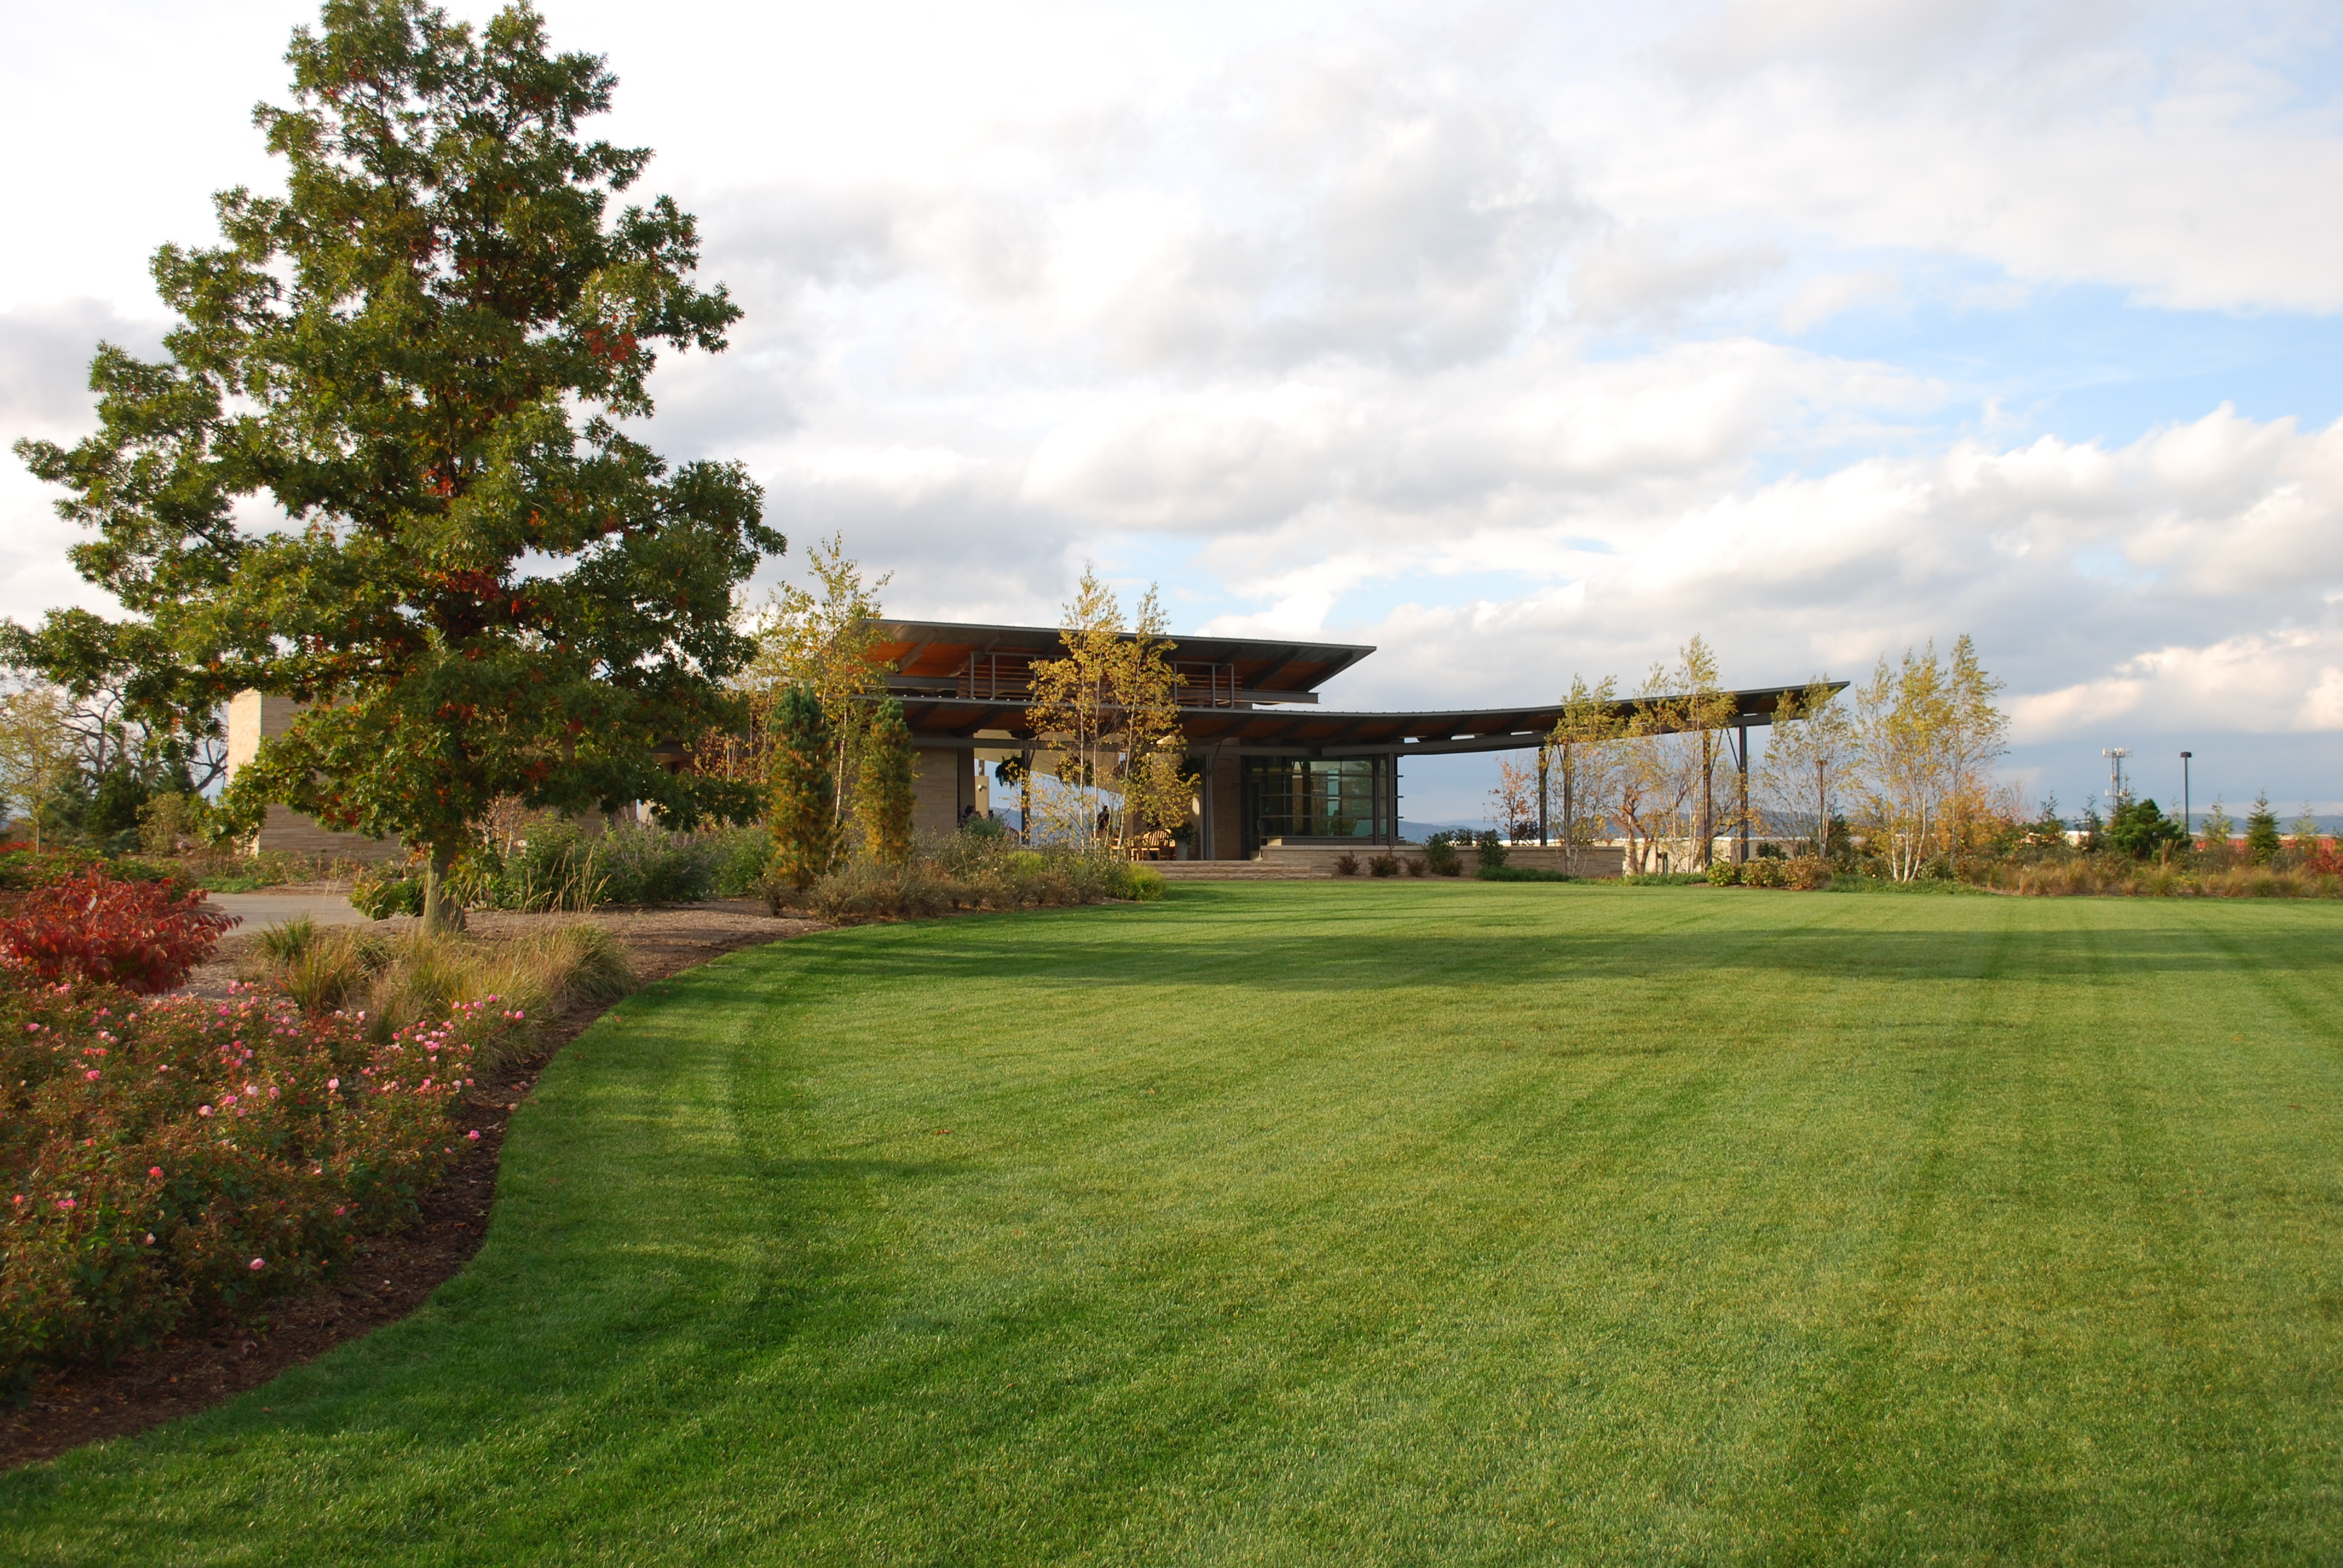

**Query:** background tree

left=2198, top=797, right=2234, bottom=857
left=1026, top=568, right=1184, bottom=854
left=1615, top=640, right=1728, bottom=873
left=2022, top=794, right=2070, bottom=854
left=855, top=696, right=915, bottom=869
left=2246, top=793, right=2282, bottom=865
left=2289, top=803, right=2323, bottom=855
left=1546, top=674, right=1621, bottom=852
left=0, top=682, right=80, bottom=849
left=768, top=686, right=840, bottom=892
left=2106, top=798, right=2185, bottom=860
left=1851, top=642, right=2006, bottom=882
left=742, top=534, right=892, bottom=820
left=1489, top=759, right=1538, bottom=842
left=1941, top=634, right=2012, bottom=861
left=9, top=1, right=778, bottom=928
left=1758, top=679, right=1857, bottom=858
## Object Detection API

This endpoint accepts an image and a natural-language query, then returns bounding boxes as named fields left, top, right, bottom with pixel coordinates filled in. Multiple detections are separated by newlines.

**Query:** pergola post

left=1737, top=717, right=1751, bottom=864
left=1536, top=746, right=1549, bottom=845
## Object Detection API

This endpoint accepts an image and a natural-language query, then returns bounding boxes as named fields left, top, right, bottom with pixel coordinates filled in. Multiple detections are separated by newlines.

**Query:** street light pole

left=2180, top=751, right=2193, bottom=842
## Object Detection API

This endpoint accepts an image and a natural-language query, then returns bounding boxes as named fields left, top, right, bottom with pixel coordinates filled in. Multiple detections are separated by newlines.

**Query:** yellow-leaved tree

left=741, top=534, right=892, bottom=824
left=1025, top=567, right=1186, bottom=856
left=1851, top=637, right=2007, bottom=881
left=1757, top=678, right=1858, bottom=858
left=1546, top=674, right=1623, bottom=854
left=1618, top=638, right=1732, bottom=872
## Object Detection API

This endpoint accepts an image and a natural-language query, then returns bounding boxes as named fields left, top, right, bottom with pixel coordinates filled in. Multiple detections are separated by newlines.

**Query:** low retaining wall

left=1154, top=841, right=1629, bottom=881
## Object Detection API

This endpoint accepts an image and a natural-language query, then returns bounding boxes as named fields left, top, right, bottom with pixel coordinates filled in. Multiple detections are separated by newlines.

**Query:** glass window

left=1241, top=757, right=1385, bottom=851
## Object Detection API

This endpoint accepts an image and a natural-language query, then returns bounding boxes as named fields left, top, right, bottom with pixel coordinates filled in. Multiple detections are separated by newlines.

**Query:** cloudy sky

left=6, top=0, right=2342, bottom=822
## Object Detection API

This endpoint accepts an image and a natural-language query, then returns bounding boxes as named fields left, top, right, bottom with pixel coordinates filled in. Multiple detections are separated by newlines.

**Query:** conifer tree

left=855, top=697, right=915, bottom=869
left=769, top=686, right=841, bottom=894
left=2246, top=792, right=2283, bottom=865
left=2289, top=802, right=2323, bottom=854
left=7, top=1, right=779, bottom=928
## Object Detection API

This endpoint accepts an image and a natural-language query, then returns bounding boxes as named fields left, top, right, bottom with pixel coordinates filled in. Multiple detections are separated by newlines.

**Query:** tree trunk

left=421, top=841, right=467, bottom=934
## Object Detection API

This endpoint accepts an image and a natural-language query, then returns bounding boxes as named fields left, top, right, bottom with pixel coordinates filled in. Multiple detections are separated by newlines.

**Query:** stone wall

left=910, top=745, right=974, bottom=841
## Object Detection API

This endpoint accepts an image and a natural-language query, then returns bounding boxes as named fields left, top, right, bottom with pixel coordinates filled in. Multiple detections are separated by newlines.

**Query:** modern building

left=224, top=619, right=1829, bottom=865
left=867, top=618, right=1824, bottom=860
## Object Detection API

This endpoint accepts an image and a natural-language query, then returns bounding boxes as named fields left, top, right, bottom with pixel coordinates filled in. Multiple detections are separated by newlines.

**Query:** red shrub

left=2294, top=838, right=2343, bottom=877
left=0, top=871, right=237, bottom=993
left=0, top=979, right=517, bottom=1392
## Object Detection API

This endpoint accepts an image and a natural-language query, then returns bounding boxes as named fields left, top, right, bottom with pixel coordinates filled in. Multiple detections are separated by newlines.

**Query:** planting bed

left=0, top=903, right=821, bottom=1469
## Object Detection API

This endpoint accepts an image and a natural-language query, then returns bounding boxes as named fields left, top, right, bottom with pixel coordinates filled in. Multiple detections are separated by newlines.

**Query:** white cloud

left=7, top=0, right=2343, bottom=814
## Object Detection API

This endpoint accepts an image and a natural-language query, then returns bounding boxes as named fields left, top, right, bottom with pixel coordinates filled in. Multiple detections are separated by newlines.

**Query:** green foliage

left=2246, top=793, right=2283, bottom=865
left=1706, top=859, right=1740, bottom=886
left=0, top=845, right=107, bottom=892
left=855, top=698, right=915, bottom=868
left=707, top=824, right=775, bottom=897
left=351, top=862, right=426, bottom=920
left=253, top=915, right=321, bottom=965
left=1472, top=830, right=1509, bottom=871
left=2106, top=797, right=2187, bottom=860
left=767, top=686, right=840, bottom=893
left=1480, top=865, right=1575, bottom=882
left=84, top=766, right=148, bottom=844
left=8, top=0, right=780, bottom=914
left=134, top=791, right=210, bottom=856
left=2197, top=798, right=2234, bottom=854
left=1421, top=833, right=1463, bottom=877
left=799, top=830, right=1166, bottom=920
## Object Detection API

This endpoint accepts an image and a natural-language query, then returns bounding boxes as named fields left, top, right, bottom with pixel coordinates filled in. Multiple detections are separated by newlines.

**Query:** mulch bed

left=0, top=907, right=824, bottom=1473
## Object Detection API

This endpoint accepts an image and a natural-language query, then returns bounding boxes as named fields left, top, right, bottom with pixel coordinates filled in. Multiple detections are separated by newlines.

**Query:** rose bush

left=1, top=979, right=517, bottom=1396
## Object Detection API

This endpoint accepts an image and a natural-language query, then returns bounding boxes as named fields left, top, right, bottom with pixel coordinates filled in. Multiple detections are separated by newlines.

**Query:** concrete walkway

left=205, top=891, right=373, bottom=931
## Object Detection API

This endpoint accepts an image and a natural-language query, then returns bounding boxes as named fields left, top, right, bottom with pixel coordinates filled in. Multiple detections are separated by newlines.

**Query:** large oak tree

left=9, top=0, right=781, bottom=926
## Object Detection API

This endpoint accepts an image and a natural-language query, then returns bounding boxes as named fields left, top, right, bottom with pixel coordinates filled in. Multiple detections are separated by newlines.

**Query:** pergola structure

left=867, top=618, right=1843, bottom=860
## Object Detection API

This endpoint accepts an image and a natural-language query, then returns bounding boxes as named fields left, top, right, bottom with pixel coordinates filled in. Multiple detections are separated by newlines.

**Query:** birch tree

left=1546, top=674, right=1622, bottom=850
left=1854, top=645, right=1962, bottom=881
left=1941, top=634, right=2010, bottom=858
left=1757, top=679, right=1857, bottom=857
left=1025, top=568, right=1186, bottom=854
left=1618, top=639, right=1731, bottom=872
left=743, top=533, right=892, bottom=818
left=0, top=680, right=79, bottom=849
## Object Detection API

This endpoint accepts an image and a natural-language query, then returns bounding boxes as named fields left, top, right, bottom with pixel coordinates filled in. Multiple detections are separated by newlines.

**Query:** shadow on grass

left=759, top=897, right=2341, bottom=994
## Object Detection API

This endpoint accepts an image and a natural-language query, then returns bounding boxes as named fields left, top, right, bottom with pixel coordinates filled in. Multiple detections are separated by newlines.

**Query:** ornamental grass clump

left=247, top=920, right=632, bottom=1071
left=0, top=979, right=510, bottom=1397
left=790, top=833, right=1167, bottom=922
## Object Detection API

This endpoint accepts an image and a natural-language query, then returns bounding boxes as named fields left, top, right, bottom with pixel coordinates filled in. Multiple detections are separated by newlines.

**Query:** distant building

left=867, top=619, right=1818, bottom=862
left=224, top=621, right=1822, bottom=865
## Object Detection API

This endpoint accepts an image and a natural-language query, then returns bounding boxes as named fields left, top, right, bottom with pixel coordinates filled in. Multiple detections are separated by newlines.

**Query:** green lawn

left=7, top=883, right=2343, bottom=1564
